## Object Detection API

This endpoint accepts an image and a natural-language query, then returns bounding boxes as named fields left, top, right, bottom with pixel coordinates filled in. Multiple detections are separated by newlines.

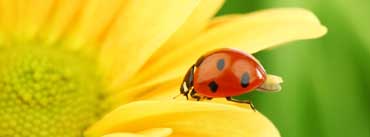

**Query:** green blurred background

left=217, top=0, right=370, bottom=137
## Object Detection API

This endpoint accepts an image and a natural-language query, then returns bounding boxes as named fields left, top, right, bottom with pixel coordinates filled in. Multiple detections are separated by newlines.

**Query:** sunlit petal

left=105, top=78, right=181, bottom=108
left=38, top=0, right=84, bottom=45
left=98, top=0, right=199, bottom=91
left=102, top=133, right=146, bottom=137
left=141, top=0, right=225, bottom=69
left=0, top=0, right=17, bottom=44
left=118, top=8, right=327, bottom=94
left=113, top=0, right=224, bottom=91
left=101, top=128, right=172, bottom=137
left=61, top=0, right=126, bottom=50
left=86, top=101, right=280, bottom=137
left=14, top=0, right=54, bottom=42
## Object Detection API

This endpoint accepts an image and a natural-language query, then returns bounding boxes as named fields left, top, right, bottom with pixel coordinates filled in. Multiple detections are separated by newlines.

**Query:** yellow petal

left=123, top=8, right=327, bottom=93
left=142, top=0, right=225, bottom=68
left=102, top=128, right=172, bottom=137
left=14, top=0, right=54, bottom=42
left=98, top=0, right=199, bottom=90
left=62, top=0, right=126, bottom=50
left=0, top=0, right=16, bottom=28
left=206, top=14, right=242, bottom=30
left=85, top=101, right=280, bottom=137
left=38, top=0, right=84, bottom=45
left=138, top=128, right=172, bottom=137
left=105, top=78, right=182, bottom=108
left=0, top=0, right=17, bottom=43
left=118, top=0, right=224, bottom=90
left=102, top=133, right=146, bottom=137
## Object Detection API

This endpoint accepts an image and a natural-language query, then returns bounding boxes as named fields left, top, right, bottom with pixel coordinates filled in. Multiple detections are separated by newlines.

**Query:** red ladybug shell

left=193, top=48, right=267, bottom=97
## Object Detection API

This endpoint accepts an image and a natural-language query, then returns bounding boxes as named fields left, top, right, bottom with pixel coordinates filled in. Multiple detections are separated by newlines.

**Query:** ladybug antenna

left=172, top=93, right=182, bottom=99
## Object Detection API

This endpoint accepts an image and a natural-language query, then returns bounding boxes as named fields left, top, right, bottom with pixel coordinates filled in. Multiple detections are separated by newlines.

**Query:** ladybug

left=179, top=48, right=282, bottom=109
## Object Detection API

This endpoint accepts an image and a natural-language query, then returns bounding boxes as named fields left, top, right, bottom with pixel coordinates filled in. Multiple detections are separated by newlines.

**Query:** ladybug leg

left=190, top=88, right=201, bottom=101
left=226, top=97, right=256, bottom=111
left=190, top=89, right=213, bottom=101
left=180, top=65, right=196, bottom=100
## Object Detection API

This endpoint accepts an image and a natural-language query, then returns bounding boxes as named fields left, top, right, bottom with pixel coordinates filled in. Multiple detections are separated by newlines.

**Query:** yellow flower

left=0, top=0, right=326, bottom=137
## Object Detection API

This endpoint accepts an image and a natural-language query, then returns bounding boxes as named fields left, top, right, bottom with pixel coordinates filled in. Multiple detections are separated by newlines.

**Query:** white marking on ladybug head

left=182, top=82, right=188, bottom=91
left=257, top=74, right=283, bottom=92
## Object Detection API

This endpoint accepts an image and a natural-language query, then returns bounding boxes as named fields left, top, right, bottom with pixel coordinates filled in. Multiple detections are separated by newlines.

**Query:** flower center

left=0, top=46, right=103, bottom=137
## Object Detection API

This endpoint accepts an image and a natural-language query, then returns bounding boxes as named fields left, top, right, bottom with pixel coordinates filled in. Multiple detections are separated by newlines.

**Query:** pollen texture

left=0, top=46, right=103, bottom=137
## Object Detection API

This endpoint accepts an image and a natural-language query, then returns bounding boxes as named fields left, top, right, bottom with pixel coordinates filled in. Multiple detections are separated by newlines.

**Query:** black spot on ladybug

left=216, top=59, right=225, bottom=71
left=241, top=72, right=250, bottom=88
left=208, top=81, right=218, bottom=93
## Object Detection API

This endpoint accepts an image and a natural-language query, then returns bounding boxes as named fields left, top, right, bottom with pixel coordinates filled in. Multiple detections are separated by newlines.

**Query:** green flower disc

left=0, top=46, right=103, bottom=137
